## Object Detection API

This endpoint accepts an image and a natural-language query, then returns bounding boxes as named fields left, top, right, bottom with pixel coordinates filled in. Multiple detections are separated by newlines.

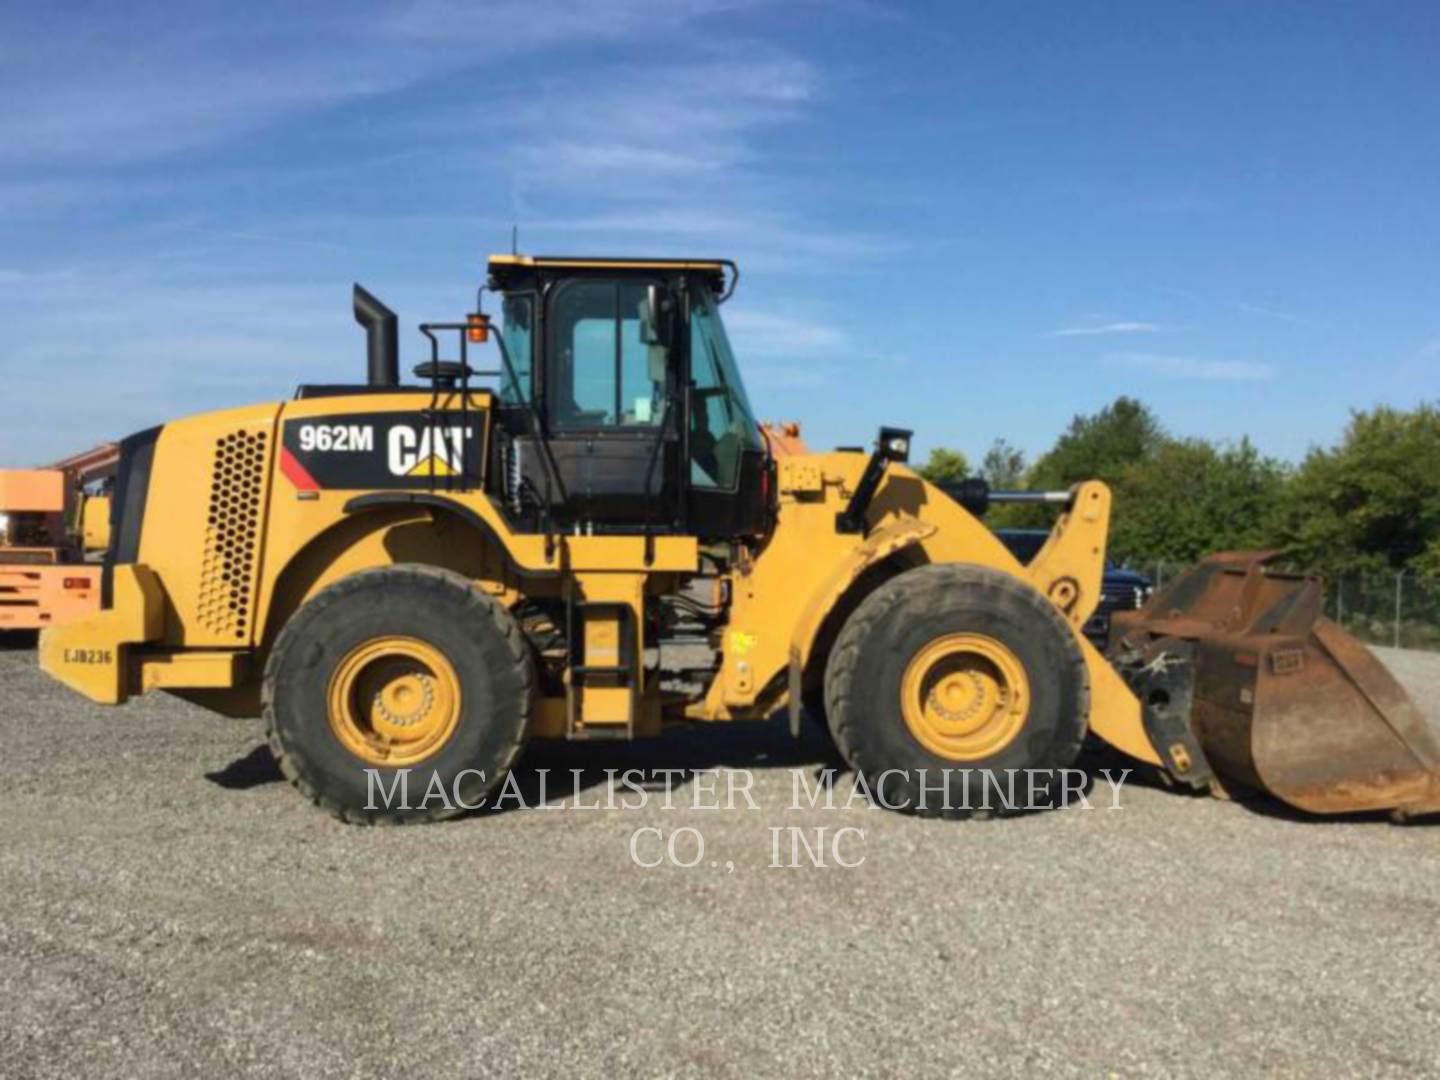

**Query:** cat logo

left=387, top=425, right=475, bottom=477
left=282, top=412, right=483, bottom=490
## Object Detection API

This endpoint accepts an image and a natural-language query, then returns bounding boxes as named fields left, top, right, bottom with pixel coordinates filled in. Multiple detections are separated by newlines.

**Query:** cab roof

left=486, top=254, right=734, bottom=296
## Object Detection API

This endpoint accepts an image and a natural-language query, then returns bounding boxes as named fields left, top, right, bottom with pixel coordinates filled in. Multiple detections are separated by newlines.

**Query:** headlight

left=877, top=426, right=913, bottom=463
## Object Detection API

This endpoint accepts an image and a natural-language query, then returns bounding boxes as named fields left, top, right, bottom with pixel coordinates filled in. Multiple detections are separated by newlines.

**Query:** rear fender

left=257, top=501, right=521, bottom=650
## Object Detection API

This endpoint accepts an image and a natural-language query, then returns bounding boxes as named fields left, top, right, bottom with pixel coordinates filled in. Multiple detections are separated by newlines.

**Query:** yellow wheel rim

left=327, top=636, right=462, bottom=767
left=900, top=633, right=1030, bottom=761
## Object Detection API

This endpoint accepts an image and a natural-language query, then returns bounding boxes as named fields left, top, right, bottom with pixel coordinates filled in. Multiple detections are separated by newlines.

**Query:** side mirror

left=642, top=284, right=672, bottom=348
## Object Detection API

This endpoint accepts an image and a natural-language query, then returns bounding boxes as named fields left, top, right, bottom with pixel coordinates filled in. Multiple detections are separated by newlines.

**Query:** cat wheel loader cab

left=38, top=253, right=1440, bottom=824
left=483, top=256, right=769, bottom=539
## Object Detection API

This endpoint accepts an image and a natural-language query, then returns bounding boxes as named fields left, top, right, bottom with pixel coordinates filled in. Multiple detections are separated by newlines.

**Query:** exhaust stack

left=353, top=284, right=398, bottom=387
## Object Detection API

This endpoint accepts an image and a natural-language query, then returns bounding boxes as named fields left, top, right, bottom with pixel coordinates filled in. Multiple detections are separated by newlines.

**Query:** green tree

left=997, top=397, right=1293, bottom=564
left=1112, top=437, right=1288, bottom=564
left=1001, top=397, right=1166, bottom=529
left=979, top=438, right=1026, bottom=489
left=952, top=398, right=1440, bottom=576
left=917, top=447, right=969, bottom=486
left=1270, top=404, right=1440, bottom=576
left=1027, top=396, right=1167, bottom=489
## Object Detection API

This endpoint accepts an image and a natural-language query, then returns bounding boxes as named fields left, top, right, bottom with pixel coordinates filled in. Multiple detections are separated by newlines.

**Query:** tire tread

left=262, top=564, right=532, bottom=825
left=823, top=562, right=1089, bottom=819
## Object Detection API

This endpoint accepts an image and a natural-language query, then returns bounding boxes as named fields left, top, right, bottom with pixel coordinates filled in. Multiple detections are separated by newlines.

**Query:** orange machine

left=0, top=443, right=116, bottom=633
left=759, top=420, right=809, bottom=458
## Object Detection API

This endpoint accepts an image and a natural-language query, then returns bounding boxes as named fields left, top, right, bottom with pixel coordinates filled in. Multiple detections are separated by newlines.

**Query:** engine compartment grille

left=197, top=430, right=268, bottom=640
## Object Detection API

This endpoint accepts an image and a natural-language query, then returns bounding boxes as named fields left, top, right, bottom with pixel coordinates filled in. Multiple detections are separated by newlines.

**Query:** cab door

left=538, top=277, right=680, bottom=528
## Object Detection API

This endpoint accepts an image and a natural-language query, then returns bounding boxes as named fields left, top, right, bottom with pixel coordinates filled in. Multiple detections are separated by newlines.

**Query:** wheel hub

left=327, top=636, right=461, bottom=766
left=375, top=672, right=435, bottom=729
left=900, top=633, right=1029, bottom=760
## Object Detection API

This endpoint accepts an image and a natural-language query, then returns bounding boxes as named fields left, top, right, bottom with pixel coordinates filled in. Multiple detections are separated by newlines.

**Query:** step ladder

left=564, top=581, right=640, bottom=740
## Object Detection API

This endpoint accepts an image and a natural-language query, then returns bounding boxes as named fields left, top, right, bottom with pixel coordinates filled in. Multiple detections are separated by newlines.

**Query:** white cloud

left=1046, top=321, right=1165, bottom=338
left=1108, top=352, right=1274, bottom=382
left=530, top=143, right=732, bottom=175
left=0, top=38, right=401, bottom=165
left=453, top=48, right=888, bottom=274
left=509, top=208, right=898, bottom=270
left=0, top=3, right=791, bottom=167
left=1235, top=302, right=1304, bottom=324
left=0, top=1, right=892, bottom=461
left=497, top=55, right=819, bottom=194
left=0, top=272, right=357, bottom=462
left=383, top=0, right=764, bottom=44
left=1153, top=286, right=1307, bottom=325
left=723, top=308, right=848, bottom=357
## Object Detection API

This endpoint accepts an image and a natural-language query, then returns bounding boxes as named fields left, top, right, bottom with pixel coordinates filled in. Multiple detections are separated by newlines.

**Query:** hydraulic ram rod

left=987, top=490, right=1072, bottom=504
left=936, top=479, right=1074, bottom=516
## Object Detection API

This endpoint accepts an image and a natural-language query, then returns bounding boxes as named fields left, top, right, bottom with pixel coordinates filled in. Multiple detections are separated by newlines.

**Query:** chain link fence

left=1128, top=561, right=1440, bottom=652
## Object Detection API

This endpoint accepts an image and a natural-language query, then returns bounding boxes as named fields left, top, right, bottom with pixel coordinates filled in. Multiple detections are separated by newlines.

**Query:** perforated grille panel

left=198, top=429, right=268, bottom=640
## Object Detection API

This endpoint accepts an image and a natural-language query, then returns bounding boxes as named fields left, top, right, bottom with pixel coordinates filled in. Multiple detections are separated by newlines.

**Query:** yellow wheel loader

left=38, top=255, right=1440, bottom=823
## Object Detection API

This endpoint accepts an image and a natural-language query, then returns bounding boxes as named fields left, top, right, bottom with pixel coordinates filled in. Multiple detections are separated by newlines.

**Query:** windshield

left=689, top=285, right=761, bottom=490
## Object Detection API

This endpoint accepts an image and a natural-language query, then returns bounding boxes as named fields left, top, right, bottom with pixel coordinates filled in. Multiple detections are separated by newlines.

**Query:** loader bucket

left=1109, top=552, right=1440, bottom=819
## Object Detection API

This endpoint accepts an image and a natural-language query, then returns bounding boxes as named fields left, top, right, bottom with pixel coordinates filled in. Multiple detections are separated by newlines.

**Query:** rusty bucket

left=1109, top=552, right=1440, bottom=819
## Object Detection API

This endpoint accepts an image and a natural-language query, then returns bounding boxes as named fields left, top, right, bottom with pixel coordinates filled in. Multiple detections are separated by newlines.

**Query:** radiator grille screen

left=198, top=430, right=267, bottom=640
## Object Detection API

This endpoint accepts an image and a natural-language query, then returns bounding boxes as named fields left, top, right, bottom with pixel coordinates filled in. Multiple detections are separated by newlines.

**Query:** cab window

left=548, top=280, right=666, bottom=429
left=499, top=293, right=534, bottom=406
left=689, top=286, right=761, bottom=490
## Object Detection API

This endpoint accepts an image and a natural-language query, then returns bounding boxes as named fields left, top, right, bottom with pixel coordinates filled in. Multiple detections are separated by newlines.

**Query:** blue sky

left=2, top=0, right=1437, bottom=467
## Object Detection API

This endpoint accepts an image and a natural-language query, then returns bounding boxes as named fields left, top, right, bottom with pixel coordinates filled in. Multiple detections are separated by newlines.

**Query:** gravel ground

left=1, top=639, right=1437, bottom=1078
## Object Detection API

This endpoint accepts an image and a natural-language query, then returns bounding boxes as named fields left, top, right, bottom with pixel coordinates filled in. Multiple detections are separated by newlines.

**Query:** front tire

left=824, top=563, right=1088, bottom=817
left=263, top=565, right=533, bottom=824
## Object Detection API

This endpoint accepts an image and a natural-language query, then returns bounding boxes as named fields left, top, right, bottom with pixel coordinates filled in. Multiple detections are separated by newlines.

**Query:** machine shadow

left=488, top=720, right=1112, bottom=821
left=483, top=711, right=845, bottom=816
left=198, top=712, right=1440, bottom=826
left=203, top=713, right=1229, bottom=822
left=205, top=744, right=284, bottom=789
left=202, top=711, right=848, bottom=800
left=202, top=721, right=1428, bottom=826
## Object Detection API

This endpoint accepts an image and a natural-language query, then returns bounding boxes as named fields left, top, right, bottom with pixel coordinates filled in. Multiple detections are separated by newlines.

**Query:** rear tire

left=263, top=565, right=532, bottom=824
left=824, top=563, right=1088, bottom=817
